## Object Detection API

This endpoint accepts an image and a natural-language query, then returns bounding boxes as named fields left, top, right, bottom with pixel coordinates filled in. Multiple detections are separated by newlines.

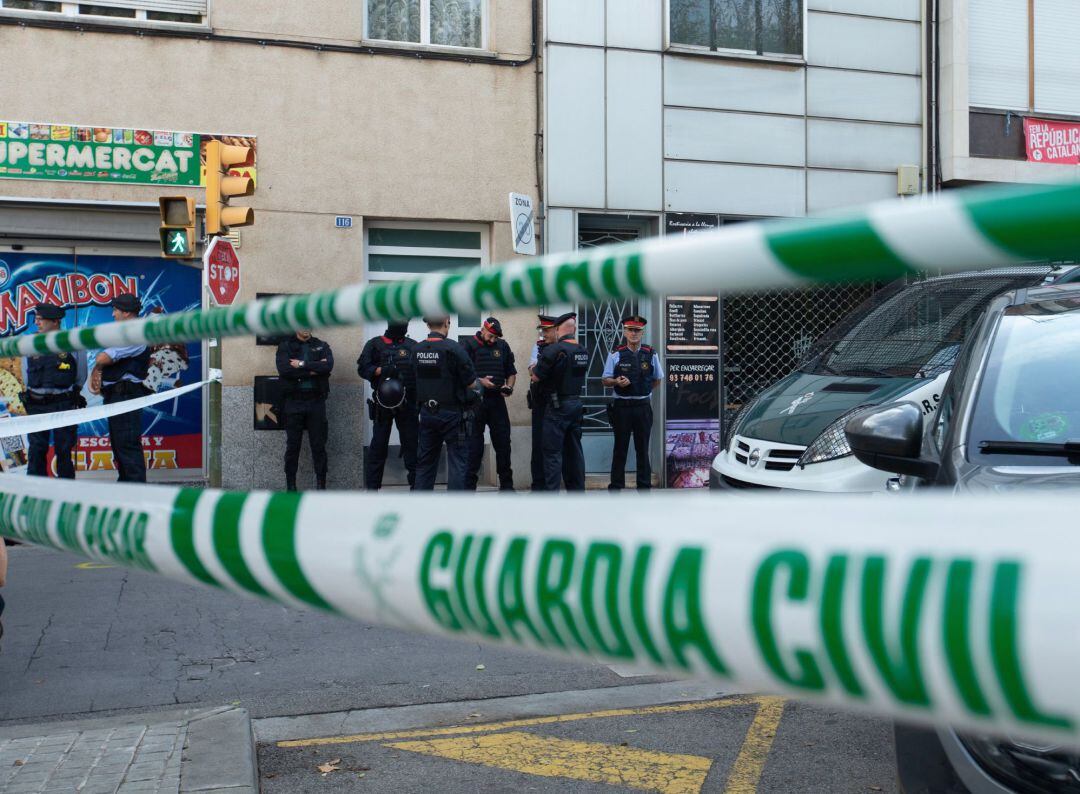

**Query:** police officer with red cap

left=358, top=321, right=418, bottom=490
left=21, top=303, right=86, bottom=478
left=527, top=314, right=557, bottom=491
left=602, top=314, right=662, bottom=490
left=533, top=311, right=588, bottom=491
left=462, top=317, right=517, bottom=491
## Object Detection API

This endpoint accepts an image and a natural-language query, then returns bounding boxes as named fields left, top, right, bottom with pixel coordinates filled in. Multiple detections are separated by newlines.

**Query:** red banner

left=1024, top=118, right=1080, bottom=165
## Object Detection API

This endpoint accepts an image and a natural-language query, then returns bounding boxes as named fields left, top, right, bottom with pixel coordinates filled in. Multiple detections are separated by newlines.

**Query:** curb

left=181, top=707, right=258, bottom=794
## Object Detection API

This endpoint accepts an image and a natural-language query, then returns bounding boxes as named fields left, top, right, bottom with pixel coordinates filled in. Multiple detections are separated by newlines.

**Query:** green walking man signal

left=158, top=196, right=196, bottom=259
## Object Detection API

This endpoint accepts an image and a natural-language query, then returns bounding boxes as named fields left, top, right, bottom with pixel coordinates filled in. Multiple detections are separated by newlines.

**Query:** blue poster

left=0, top=251, right=204, bottom=478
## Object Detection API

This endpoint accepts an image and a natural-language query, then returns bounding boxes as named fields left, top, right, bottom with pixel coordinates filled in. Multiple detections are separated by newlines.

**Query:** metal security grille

left=577, top=220, right=648, bottom=432
left=721, top=283, right=880, bottom=435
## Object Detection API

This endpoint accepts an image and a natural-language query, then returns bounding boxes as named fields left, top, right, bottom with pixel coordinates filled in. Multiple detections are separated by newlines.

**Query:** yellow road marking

left=388, top=731, right=712, bottom=794
left=74, top=562, right=114, bottom=570
left=723, top=697, right=785, bottom=794
left=278, top=695, right=763, bottom=748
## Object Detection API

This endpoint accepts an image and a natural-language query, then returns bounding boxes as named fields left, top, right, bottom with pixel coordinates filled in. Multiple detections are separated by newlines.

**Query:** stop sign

left=204, top=237, right=241, bottom=306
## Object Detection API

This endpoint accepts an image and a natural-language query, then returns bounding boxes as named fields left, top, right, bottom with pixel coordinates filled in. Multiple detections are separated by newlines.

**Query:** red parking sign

left=204, top=237, right=240, bottom=306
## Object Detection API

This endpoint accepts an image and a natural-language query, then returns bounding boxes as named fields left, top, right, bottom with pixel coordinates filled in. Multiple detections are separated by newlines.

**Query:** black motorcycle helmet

left=376, top=377, right=406, bottom=410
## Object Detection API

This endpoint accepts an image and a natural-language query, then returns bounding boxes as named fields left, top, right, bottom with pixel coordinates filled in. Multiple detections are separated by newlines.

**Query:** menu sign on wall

left=665, top=213, right=720, bottom=236
left=666, top=296, right=719, bottom=354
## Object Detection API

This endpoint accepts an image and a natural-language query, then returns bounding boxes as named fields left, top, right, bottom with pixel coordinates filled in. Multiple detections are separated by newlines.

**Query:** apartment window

left=669, top=0, right=803, bottom=58
left=0, top=0, right=206, bottom=25
left=970, top=0, right=1080, bottom=116
left=366, top=0, right=485, bottom=49
left=365, top=221, right=487, bottom=329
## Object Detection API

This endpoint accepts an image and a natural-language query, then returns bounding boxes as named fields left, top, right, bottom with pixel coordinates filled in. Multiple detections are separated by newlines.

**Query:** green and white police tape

left=1, top=476, right=1078, bottom=747
left=0, top=180, right=1078, bottom=358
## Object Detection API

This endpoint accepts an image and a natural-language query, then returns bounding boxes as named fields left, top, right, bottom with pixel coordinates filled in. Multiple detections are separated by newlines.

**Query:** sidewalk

left=0, top=706, right=256, bottom=794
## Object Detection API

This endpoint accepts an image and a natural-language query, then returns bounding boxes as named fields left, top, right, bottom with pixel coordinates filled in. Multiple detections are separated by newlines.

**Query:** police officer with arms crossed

left=88, top=293, right=151, bottom=482
left=462, top=317, right=516, bottom=491
left=22, top=303, right=86, bottom=478
left=413, top=315, right=477, bottom=491
left=527, top=314, right=557, bottom=491
left=534, top=312, right=589, bottom=491
left=602, top=314, right=662, bottom=491
left=276, top=330, right=334, bottom=491
left=357, top=321, right=418, bottom=490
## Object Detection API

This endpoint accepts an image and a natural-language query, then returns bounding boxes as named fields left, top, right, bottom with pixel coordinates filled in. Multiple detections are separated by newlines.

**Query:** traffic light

left=158, top=196, right=196, bottom=259
left=205, top=140, right=255, bottom=236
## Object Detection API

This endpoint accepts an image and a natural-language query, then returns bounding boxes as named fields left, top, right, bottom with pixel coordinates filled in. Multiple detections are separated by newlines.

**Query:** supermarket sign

left=0, top=120, right=256, bottom=186
left=1024, top=118, right=1080, bottom=166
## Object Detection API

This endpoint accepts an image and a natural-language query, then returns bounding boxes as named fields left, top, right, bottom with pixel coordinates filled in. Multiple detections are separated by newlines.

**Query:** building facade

left=0, top=0, right=539, bottom=489
left=542, top=0, right=926, bottom=484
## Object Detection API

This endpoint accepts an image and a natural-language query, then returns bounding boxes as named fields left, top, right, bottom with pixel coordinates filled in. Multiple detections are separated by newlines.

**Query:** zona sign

left=204, top=236, right=240, bottom=306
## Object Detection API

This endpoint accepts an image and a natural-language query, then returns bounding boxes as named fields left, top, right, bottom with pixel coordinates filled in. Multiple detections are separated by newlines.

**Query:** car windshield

left=800, top=269, right=1051, bottom=379
left=969, top=296, right=1080, bottom=461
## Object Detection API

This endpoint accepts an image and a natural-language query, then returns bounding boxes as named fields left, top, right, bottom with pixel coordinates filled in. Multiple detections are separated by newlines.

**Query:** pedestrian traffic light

left=158, top=196, right=196, bottom=259
left=204, top=140, right=255, bottom=237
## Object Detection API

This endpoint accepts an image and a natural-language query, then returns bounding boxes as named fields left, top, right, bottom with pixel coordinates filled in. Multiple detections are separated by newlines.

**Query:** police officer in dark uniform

left=413, top=315, right=477, bottom=491
left=90, top=293, right=151, bottom=482
left=534, top=312, right=588, bottom=491
left=462, top=317, right=516, bottom=491
left=602, top=314, right=663, bottom=491
left=527, top=314, right=557, bottom=491
left=276, top=330, right=334, bottom=491
left=357, top=321, right=418, bottom=490
left=21, top=303, right=86, bottom=479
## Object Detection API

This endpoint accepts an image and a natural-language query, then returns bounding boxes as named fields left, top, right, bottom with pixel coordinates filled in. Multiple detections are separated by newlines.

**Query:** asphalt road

left=0, top=543, right=899, bottom=792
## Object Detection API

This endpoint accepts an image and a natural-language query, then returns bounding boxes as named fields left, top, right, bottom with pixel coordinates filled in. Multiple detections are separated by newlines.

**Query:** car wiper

left=979, top=439, right=1080, bottom=462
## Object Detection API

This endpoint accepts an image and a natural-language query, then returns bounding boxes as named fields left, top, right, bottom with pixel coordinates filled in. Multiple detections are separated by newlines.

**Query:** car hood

left=737, top=371, right=930, bottom=446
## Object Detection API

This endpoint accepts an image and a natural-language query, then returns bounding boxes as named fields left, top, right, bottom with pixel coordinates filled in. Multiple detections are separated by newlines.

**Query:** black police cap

left=553, top=311, right=577, bottom=326
left=482, top=317, right=503, bottom=337
left=111, top=293, right=142, bottom=314
left=34, top=303, right=66, bottom=321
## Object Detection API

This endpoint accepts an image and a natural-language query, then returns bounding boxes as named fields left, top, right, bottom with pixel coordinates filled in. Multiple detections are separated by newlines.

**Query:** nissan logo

left=748, top=449, right=761, bottom=468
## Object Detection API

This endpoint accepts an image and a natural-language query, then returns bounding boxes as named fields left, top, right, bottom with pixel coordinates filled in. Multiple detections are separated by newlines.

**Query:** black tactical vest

left=376, top=336, right=417, bottom=393
left=414, top=336, right=462, bottom=409
left=26, top=352, right=78, bottom=391
left=613, top=345, right=655, bottom=398
left=465, top=335, right=510, bottom=384
left=101, top=347, right=151, bottom=385
left=554, top=339, right=588, bottom=397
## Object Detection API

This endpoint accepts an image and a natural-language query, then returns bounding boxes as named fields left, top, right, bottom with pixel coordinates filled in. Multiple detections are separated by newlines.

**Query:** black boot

left=316, top=477, right=327, bottom=491
left=286, top=476, right=297, bottom=492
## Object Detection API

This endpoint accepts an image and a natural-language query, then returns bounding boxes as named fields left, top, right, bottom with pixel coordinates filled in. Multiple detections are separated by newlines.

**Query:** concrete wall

left=0, top=0, right=538, bottom=489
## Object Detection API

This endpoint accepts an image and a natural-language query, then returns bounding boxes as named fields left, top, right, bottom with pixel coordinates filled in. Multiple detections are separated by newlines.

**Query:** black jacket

left=276, top=335, right=334, bottom=398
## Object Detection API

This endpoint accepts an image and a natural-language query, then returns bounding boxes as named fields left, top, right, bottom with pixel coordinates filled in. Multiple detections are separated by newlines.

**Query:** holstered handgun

left=366, top=397, right=376, bottom=422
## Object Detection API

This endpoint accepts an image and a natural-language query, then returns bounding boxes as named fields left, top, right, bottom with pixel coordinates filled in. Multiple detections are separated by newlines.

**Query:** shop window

left=0, top=0, right=206, bottom=26
left=669, top=0, right=803, bottom=58
left=365, top=221, right=488, bottom=329
left=365, top=0, right=485, bottom=50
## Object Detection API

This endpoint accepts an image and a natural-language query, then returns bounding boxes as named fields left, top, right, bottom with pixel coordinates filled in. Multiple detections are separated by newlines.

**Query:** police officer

left=527, top=315, right=557, bottom=491
left=357, top=321, right=418, bottom=490
left=21, top=303, right=86, bottom=479
left=534, top=312, right=588, bottom=491
left=276, top=329, right=334, bottom=491
left=89, top=293, right=151, bottom=482
left=602, top=314, right=663, bottom=491
left=462, top=317, right=516, bottom=491
left=413, top=315, right=477, bottom=491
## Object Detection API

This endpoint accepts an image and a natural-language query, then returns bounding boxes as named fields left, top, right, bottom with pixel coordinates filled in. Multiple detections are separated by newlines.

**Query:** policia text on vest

left=412, top=316, right=478, bottom=491
left=88, top=293, right=152, bottom=483
left=602, top=315, right=663, bottom=491
left=21, top=303, right=87, bottom=479
left=357, top=323, right=419, bottom=490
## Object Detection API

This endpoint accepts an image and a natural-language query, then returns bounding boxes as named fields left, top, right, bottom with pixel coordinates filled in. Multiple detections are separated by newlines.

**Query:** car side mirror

left=845, top=402, right=940, bottom=481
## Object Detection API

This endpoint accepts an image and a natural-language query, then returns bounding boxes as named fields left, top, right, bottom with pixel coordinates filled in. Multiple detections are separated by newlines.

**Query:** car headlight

left=797, top=405, right=872, bottom=467
left=725, top=392, right=764, bottom=451
left=961, top=735, right=1080, bottom=794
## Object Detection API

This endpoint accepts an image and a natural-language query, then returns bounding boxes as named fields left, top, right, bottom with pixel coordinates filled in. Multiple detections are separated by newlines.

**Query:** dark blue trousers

left=542, top=399, right=585, bottom=491
left=365, top=405, right=419, bottom=490
left=465, top=395, right=514, bottom=491
left=609, top=399, right=653, bottom=490
left=414, top=408, right=468, bottom=491
left=104, top=392, right=145, bottom=483
left=530, top=405, right=547, bottom=491
left=25, top=395, right=78, bottom=479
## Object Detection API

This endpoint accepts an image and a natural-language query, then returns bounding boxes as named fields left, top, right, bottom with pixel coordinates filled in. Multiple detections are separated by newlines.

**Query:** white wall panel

left=807, top=0, right=920, bottom=21
left=547, top=46, right=606, bottom=208
left=807, top=170, right=897, bottom=213
left=807, top=68, right=921, bottom=123
left=547, top=0, right=605, bottom=45
left=607, top=51, right=663, bottom=210
left=545, top=208, right=576, bottom=254
left=664, top=56, right=805, bottom=115
left=665, top=109, right=806, bottom=167
left=807, top=12, right=920, bottom=74
left=1034, top=0, right=1080, bottom=116
left=606, top=0, right=662, bottom=50
left=807, top=120, right=921, bottom=171
left=969, top=0, right=1028, bottom=110
left=665, top=161, right=806, bottom=216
